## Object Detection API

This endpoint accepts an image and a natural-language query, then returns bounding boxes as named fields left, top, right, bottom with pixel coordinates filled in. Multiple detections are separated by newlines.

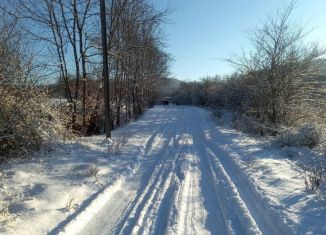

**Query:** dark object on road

left=161, top=97, right=173, bottom=105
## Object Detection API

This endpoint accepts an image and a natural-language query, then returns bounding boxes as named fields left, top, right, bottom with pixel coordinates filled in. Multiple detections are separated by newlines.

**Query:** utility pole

left=100, top=0, right=111, bottom=138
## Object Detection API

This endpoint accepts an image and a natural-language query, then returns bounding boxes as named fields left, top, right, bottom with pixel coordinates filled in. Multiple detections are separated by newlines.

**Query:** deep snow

left=1, top=105, right=326, bottom=234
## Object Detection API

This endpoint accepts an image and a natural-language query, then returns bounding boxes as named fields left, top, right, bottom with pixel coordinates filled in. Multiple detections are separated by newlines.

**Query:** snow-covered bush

left=0, top=13, right=71, bottom=160
left=108, top=132, right=128, bottom=155
left=87, top=164, right=100, bottom=184
left=304, top=167, right=324, bottom=192
left=0, top=204, right=17, bottom=229
left=299, top=125, right=325, bottom=148
left=0, top=87, right=70, bottom=160
left=211, top=107, right=223, bottom=119
left=232, top=115, right=261, bottom=135
left=278, top=124, right=325, bottom=148
left=232, top=114, right=279, bottom=136
left=301, top=158, right=326, bottom=194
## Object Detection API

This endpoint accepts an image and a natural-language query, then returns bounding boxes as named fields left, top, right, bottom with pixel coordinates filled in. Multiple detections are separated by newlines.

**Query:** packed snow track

left=69, top=106, right=290, bottom=235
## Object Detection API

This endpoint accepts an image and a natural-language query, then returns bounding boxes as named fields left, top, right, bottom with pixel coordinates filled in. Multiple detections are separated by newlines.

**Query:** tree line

left=0, top=0, right=170, bottom=158
left=171, top=2, right=325, bottom=141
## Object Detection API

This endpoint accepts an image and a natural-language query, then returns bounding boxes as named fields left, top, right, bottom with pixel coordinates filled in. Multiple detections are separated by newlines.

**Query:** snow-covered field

left=1, top=106, right=325, bottom=234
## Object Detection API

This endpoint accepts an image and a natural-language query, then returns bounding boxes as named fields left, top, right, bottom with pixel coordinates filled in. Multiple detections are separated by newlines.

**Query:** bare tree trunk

left=59, top=0, right=80, bottom=125
left=100, top=0, right=111, bottom=138
left=76, top=0, right=91, bottom=133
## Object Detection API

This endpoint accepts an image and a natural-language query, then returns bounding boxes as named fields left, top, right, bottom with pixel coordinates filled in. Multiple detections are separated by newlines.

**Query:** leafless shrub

left=87, top=164, right=99, bottom=176
left=304, top=166, right=324, bottom=192
left=209, top=107, right=226, bottom=126
left=0, top=87, right=70, bottom=160
left=0, top=203, right=18, bottom=229
left=211, top=108, right=222, bottom=119
left=64, top=193, right=78, bottom=212
left=108, top=132, right=128, bottom=155
left=279, top=124, right=325, bottom=148
left=0, top=11, right=70, bottom=160
left=232, top=114, right=279, bottom=136
left=0, top=206, right=9, bottom=218
left=297, top=157, right=326, bottom=196
left=227, top=1, right=325, bottom=127
left=87, top=164, right=100, bottom=184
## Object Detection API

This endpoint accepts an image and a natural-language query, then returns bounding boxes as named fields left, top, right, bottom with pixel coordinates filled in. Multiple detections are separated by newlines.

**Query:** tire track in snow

left=151, top=115, right=196, bottom=235
left=197, top=107, right=292, bottom=235
left=76, top=106, right=292, bottom=235
left=167, top=108, right=233, bottom=235
left=113, top=110, right=189, bottom=235
left=78, top=108, right=182, bottom=235
left=194, top=138, right=235, bottom=235
left=151, top=136, right=190, bottom=235
left=170, top=154, right=207, bottom=235
left=122, top=133, right=190, bottom=234
left=191, top=110, right=262, bottom=235
left=205, top=140, right=292, bottom=235
left=162, top=113, right=203, bottom=235
left=118, top=146, right=183, bottom=234
left=204, top=145, right=262, bottom=235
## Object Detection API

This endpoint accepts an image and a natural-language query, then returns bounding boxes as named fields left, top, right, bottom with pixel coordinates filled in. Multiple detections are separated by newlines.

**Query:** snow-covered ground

left=1, top=106, right=326, bottom=234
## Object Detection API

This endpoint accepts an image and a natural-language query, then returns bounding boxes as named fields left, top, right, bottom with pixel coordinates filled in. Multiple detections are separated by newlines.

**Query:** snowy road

left=73, top=106, right=290, bottom=235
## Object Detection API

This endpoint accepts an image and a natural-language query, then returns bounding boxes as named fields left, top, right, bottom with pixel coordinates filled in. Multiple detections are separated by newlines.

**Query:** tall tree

left=100, top=0, right=111, bottom=138
left=228, top=1, right=324, bottom=125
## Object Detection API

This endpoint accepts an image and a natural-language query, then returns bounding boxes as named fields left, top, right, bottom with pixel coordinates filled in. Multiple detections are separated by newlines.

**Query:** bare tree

left=3, top=0, right=171, bottom=137
left=58, top=0, right=95, bottom=132
left=0, top=10, right=68, bottom=158
left=228, top=1, right=325, bottom=125
left=100, top=0, right=111, bottom=138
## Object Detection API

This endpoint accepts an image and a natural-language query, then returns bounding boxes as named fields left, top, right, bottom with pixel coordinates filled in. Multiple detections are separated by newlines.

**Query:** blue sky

left=153, top=0, right=326, bottom=81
